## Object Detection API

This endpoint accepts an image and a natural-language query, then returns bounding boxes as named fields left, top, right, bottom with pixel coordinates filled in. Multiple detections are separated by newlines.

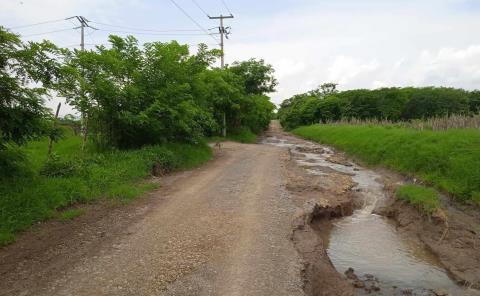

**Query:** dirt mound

left=291, top=199, right=354, bottom=296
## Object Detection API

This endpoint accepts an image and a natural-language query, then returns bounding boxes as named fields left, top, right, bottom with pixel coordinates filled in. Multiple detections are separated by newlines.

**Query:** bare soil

left=377, top=174, right=480, bottom=289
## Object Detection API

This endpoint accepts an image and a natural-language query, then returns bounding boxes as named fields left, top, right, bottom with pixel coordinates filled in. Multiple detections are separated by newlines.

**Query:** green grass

left=293, top=124, right=480, bottom=205
left=208, top=128, right=258, bottom=144
left=58, top=208, right=85, bottom=221
left=0, top=130, right=212, bottom=246
left=396, top=185, right=440, bottom=214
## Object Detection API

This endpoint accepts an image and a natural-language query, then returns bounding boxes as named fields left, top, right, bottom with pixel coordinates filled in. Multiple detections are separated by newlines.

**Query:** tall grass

left=326, top=114, right=480, bottom=131
left=293, top=124, right=480, bottom=205
left=0, top=130, right=212, bottom=246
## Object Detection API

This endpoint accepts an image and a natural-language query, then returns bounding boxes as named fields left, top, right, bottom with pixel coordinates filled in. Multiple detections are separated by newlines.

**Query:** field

left=293, top=124, right=480, bottom=205
left=0, top=127, right=212, bottom=245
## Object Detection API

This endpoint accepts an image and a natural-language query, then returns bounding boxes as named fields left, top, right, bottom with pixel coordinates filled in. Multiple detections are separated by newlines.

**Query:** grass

left=0, top=128, right=212, bottom=246
left=396, top=185, right=440, bottom=214
left=208, top=128, right=258, bottom=144
left=58, top=208, right=85, bottom=221
left=293, top=124, right=480, bottom=205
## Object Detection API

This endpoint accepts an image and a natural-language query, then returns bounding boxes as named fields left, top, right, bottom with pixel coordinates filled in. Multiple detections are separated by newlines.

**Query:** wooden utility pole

left=209, top=14, right=233, bottom=136
left=47, top=102, right=61, bottom=156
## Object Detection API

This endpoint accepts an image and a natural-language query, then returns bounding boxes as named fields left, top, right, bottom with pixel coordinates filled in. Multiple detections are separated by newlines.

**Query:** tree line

left=0, top=27, right=276, bottom=173
left=278, top=83, right=480, bottom=130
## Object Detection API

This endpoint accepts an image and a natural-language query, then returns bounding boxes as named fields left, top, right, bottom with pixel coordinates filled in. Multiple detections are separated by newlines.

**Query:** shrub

left=40, top=153, right=78, bottom=177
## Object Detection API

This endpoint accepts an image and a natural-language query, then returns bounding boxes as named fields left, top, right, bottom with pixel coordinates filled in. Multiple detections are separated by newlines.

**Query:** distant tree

left=469, top=90, right=480, bottom=114
left=229, top=58, right=277, bottom=95
left=319, top=82, right=338, bottom=96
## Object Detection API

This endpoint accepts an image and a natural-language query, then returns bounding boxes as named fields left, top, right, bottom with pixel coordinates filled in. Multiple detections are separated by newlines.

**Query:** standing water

left=263, top=135, right=464, bottom=295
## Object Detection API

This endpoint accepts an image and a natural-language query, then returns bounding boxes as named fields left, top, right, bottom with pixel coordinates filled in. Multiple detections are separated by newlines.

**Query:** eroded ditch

left=263, top=135, right=465, bottom=296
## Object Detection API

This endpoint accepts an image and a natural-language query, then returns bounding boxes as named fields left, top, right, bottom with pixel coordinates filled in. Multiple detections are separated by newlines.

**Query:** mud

left=379, top=195, right=480, bottom=290
left=263, top=121, right=479, bottom=296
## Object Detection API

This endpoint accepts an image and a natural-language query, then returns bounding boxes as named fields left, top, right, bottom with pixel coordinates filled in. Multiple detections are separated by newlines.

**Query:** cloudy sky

left=1, top=0, right=480, bottom=115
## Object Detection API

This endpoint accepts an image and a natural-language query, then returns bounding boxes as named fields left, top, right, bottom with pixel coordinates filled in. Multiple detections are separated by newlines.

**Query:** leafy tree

left=279, top=85, right=478, bottom=130
left=0, top=27, right=61, bottom=174
left=229, top=58, right=277, bottom=95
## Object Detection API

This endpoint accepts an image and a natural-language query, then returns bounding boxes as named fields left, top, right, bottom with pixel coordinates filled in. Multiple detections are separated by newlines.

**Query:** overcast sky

left=1, top=0, right=480, bottom=115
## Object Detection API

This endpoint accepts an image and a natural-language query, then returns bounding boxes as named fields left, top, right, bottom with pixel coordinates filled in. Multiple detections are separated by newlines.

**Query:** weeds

left=0, top=133, right=212, bottom=246
left=58, top=208, right=85, bottom=221
left=396, top=185, right=440, bottom=215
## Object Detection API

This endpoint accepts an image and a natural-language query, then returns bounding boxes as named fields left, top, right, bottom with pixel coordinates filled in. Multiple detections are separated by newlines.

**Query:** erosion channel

left=263, top=124, right=465, bottom=296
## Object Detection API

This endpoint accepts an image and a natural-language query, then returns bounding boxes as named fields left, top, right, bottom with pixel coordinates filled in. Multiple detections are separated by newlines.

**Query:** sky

left=1, top=0, right=480, bottom=115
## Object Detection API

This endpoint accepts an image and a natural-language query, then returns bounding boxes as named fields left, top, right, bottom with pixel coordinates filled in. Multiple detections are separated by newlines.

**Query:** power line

left=89, top=21, right=202, bottom=32
left=220, top=0, right=233, bottom=15
left=20, top=27, right=75, bottom=37
left=8, top=18, right=67, bottom=30
left=190, top=0, right=210, bottom=17
left=96, top=28, right=213, bottom=36
left=168, top=0, right=220, bottom=44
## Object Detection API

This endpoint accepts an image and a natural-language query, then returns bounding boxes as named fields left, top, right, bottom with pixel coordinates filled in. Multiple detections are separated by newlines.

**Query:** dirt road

left=1, top=127, right=309, bottom=296
left=4, top=122, right=476, bottom=296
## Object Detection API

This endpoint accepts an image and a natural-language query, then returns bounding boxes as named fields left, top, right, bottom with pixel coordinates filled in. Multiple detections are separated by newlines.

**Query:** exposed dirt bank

left=263, top=122, right=356, bottom=296
left=378, top=180, right=480, bottom=290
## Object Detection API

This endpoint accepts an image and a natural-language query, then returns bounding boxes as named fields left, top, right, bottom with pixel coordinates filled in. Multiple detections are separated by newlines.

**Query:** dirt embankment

left=263, top=125, right=357, bottom=296
left=378, top=175, right=480, bottom=289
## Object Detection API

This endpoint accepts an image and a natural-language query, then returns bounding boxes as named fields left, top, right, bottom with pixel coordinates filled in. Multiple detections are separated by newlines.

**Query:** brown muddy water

left=263, top=136, right=465, bottom=295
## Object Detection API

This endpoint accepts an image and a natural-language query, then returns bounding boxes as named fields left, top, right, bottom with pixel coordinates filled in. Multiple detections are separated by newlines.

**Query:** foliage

left=396, top=185, right=440, bottom=215
left=293, top=124, right=480, bottom=205
left=0, top=27, right=62, bottom=174
left=278, top=85, right=477, bottom=130
left=227, top=128, right=257, bottom=143
left=228, top=58, right=277, bottom=95
left=40, top=153, right=78, bottom=177
left=0, top=31, right=276, bottom=245
left=58, top=208, right=85, bottom=221
left=56, top=38, right=276, bottom=149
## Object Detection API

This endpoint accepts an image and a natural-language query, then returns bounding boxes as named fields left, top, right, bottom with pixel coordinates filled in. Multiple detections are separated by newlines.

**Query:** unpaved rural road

left=1, top=123, right=308, bottom=296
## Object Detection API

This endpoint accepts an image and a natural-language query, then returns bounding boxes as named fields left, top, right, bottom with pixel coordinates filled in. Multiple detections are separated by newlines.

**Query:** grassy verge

left=396, top=185, right=440, bottom=214
left=0, top=129, right=212, bottom=246
left=208, top=128, right=258, bottom=144
left=292, top=124, right=480, bottom=205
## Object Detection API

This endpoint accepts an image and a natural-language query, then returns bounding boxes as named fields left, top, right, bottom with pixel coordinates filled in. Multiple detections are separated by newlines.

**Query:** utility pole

left=209, top=14, right=233, bottom=136
left=208, top=14, right=233, bottom=68
left=65, top=16, right=97, bottom=150
left=66, top=16, right=96, bottom=50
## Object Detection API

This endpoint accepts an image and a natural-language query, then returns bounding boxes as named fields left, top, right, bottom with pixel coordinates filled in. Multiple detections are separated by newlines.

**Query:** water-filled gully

left=263, top=136, right=463, bottom=295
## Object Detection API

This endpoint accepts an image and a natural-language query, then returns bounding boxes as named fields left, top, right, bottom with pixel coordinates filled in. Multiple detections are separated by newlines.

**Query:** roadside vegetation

left=278, top=83, right=480, bottom=130
left=395, top=185, right=440, bottom=215
left=0, top=27, right=277, bottom=245
left=281, top=83, right=480, bottom=207
left=293, top=124, right=480, bottom=206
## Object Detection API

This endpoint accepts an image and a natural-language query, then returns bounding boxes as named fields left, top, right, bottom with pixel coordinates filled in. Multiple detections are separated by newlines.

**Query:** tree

left=0, top=27, right=61, bottom=174
left=229, top=59, right=277, bottom=95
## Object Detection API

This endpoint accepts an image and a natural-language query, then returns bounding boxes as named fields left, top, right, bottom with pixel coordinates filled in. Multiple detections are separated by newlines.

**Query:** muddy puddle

left=263, top=135, right=464, bottom=295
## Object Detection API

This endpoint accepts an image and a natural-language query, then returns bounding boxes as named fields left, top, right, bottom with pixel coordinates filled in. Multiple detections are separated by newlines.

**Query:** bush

left=0, top=143, right=31, bottom=178
left=40, top=153, right=78, bottom=177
